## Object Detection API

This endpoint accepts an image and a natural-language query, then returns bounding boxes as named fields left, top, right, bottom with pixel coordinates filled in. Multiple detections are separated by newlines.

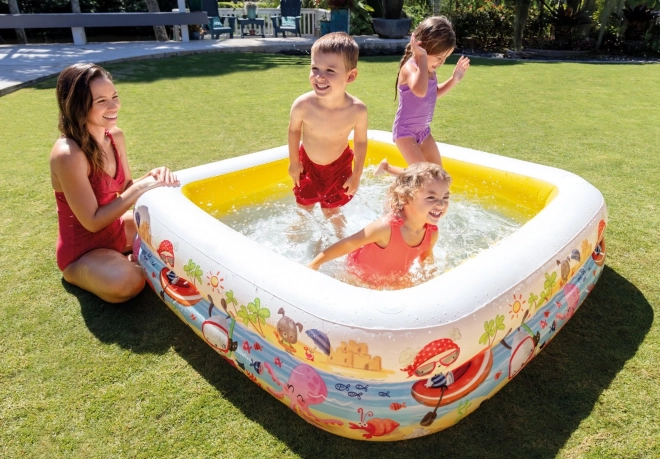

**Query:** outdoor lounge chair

left=201, top=0, right=234, bottom=39
left=271, top=0, right=302, bottom=37
left=204, top=16, right=235, bottom=39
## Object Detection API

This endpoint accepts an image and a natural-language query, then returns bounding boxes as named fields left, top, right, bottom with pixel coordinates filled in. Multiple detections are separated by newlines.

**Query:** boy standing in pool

left=288, top=32, right=368, bottom=235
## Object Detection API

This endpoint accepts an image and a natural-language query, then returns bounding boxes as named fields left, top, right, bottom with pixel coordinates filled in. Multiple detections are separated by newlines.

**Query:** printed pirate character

left=400, top=338, right=460, bottom=378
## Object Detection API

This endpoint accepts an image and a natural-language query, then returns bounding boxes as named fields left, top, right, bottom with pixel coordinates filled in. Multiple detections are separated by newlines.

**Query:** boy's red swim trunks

left=293, top=144, right=354, bottom=209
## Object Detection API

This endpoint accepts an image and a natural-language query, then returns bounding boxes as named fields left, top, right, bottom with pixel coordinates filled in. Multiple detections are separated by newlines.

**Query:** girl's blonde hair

left=56, top=63, right=113, bottom=175
left=387, top=162, right=452, bottom=213
left=395, top=16, right=456, bottom=98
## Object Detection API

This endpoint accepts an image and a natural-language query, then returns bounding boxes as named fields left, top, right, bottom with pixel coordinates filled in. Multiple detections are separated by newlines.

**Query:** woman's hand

left=147, top=166, right=179, bottom=185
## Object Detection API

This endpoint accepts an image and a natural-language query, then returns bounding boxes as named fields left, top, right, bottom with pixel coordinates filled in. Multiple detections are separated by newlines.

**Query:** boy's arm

left=308, top=216, right=389, bottom=270
left=436, top=55, right=470, bottom=98
left=342, top=104, right=368, bottom=196
left=288, top=100, right=304, bottom=187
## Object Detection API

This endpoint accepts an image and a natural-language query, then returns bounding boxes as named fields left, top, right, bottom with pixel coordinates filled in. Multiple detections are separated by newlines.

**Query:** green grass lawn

left=1, top=52, right=658, bottom=458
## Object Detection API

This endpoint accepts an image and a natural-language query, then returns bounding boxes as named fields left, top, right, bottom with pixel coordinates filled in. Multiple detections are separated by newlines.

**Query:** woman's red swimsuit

left=55, top=131, right=127, bottom=271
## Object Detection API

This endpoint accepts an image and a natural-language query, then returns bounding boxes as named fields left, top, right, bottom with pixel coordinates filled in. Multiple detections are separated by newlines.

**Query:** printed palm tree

left=224, top=290, right=239, bottom=317
left=528, top=292, right=539, bottom=311
left=236, top=297, right=270, bottom=338
left=479, top=314, right=506, bottom=348
left=183, top=259, right=203, bottom=286
left=539, top=271, right=558, bottom=303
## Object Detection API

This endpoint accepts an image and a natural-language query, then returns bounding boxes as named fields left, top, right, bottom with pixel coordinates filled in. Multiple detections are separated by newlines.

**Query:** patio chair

left=201, top=0, right=234, bottom=39
left=204, top=16, right=235, bottom=39
left=271, top=0, right=302, bottom=37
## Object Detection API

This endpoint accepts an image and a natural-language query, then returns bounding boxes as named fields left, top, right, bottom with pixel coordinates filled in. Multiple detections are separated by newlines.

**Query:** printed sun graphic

left=509, top=294, right=526, bottom=319
left=206, top=271, right=225, bottom=293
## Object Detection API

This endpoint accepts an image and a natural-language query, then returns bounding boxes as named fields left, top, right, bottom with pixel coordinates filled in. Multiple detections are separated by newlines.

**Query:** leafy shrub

left=450, top=0, right=514, bottom=49
left=350, top=1, right=374, bottom=35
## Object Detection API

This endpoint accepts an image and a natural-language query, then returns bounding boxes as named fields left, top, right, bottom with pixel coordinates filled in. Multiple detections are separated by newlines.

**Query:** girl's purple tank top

left=392, top=61, right=437, bottom=140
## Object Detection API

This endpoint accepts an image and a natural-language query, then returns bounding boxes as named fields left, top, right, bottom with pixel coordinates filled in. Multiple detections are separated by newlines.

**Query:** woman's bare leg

left=121, top=209, right=138, bottom=254
left=62, top=248, right=145, bottom=303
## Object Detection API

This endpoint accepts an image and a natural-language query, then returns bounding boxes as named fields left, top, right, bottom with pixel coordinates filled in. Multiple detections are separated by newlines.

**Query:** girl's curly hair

left=387, top=162, right=452, bottom=213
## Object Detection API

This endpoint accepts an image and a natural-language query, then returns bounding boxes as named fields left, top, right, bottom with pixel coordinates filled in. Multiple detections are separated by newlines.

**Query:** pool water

left=219, top=166, right=522, bottom=288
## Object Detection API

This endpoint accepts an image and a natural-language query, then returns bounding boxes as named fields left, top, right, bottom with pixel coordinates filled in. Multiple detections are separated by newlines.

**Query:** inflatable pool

left=133, top=130, right=607, bottom=441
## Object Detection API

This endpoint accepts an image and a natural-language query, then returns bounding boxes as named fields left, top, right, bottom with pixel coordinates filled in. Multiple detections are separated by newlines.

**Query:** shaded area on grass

left=29, top=53, right=317, bottom=92
left=70, top=264, right=652, bottom=457
left=24, top=52, right=531, bottom=95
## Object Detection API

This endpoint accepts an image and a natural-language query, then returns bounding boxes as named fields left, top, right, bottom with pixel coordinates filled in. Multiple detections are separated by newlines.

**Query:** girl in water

left=377, top=16, right=470, bottom=176
left=50, top=63, right=179, bottom=303
left=309, top=162, right=451, bottom=288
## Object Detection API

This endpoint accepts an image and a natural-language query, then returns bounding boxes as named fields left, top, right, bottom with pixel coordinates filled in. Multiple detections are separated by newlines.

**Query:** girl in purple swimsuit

left=377, top=17, right=470, bottom=176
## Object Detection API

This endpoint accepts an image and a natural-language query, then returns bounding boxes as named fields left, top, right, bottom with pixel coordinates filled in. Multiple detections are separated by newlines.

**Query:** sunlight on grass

left=0, top=53, right=658, bottom=458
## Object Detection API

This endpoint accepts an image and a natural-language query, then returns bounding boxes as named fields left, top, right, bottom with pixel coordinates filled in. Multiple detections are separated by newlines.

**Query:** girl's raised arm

left=401, top=35, right=430, bottom=98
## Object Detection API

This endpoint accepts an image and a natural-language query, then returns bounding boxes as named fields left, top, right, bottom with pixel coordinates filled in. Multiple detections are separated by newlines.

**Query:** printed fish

left=243, top=341, right=252, bottom=354
left=273, top=357, right=282, bottom=368
left=348, top=391, right=362, bottom=400
left=250, top=359, right=264, bottom=375
left=355, top=384, right=369, bottom=392
left=335, top=383, right=350, bottom=392
left=378, top=391, right=390, bottom=397
left=540, top=320, right=548, bottom=329
left=253, top=342, right=263, bottom=351
left=390, top=402, right=407, bottom=411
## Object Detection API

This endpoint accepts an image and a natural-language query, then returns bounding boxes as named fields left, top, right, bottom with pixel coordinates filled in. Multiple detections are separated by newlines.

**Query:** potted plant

left=371, top=0, right=411, bottom=38
left=244, top=1, right=258, bottom=20
left=327, top=0, right=354, bottom=33
left=318, top=13, right=331, bottom=36
left=188, top=23, right=203, bottom=39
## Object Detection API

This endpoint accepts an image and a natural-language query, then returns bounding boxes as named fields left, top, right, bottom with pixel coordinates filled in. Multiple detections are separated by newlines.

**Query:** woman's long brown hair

left=56, top=63, right=113, bottom=175
left=395, top=17, right=456, bottom=99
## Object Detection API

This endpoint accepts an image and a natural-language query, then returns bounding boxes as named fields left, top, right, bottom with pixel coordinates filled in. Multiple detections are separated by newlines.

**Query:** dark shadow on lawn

left=73, top=264, right=652, bottom=458
left=31, top=52, right=314, bottom=91
left=29, top=51, right=644, bottom=93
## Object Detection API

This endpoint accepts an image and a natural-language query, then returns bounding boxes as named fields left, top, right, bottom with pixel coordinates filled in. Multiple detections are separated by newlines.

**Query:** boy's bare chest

left=304, top=107, right=355, bottom=132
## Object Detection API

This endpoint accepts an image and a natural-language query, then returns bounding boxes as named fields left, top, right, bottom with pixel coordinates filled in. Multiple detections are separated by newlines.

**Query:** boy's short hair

left=311, top=32, right=359, bottom=71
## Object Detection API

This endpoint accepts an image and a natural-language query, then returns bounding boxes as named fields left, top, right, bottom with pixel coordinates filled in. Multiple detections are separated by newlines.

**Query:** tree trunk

left=8, top=0, right=28, bottom=44
left=513, top=0, right=532, bottom=51
left=145, top=0, right=169, bottom=41
left=596, top=0, right=624, bottom=49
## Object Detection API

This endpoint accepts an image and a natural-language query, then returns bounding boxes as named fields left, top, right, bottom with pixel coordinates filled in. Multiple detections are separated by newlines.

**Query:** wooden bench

left=0, top=12, right=209, bottom=45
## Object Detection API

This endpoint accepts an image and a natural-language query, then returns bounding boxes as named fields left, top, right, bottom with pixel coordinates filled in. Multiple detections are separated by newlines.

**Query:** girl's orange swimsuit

left=347, top=214, right=437, bottom=282
left=55, top=131, right=126, bottom=271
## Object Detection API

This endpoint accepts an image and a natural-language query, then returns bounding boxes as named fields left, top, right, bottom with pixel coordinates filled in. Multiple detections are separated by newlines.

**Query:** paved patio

left=0, top=36, right=407, bottom=96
